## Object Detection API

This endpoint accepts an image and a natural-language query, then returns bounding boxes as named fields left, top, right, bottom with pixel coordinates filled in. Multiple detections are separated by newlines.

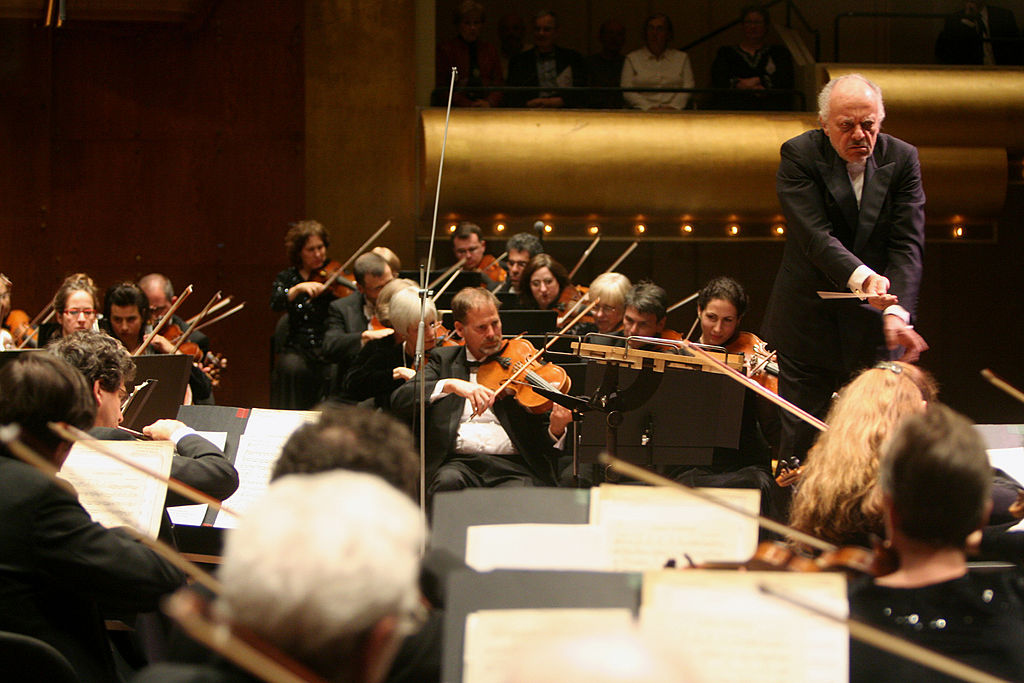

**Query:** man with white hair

left=136, top=471, right=426, bottom=683
left=762, top=73, right=927, bottom=471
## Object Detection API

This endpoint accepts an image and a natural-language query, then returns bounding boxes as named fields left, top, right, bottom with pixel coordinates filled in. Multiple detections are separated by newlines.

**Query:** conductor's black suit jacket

left=762, top=128, right=925, bottom=373
left=390, top=345, right=559, bottom=486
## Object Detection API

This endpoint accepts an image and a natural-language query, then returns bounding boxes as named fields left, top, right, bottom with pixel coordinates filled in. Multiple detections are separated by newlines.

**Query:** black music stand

left=578, top=359, right=745, bottom=468
left=123, top=354, right=192, bottom=431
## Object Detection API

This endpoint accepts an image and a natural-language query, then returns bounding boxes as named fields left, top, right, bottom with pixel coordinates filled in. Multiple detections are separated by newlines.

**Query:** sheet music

left=194, top=430, right=228, bottom=450
left=242, top=408, right=319, bottom=438
left=213, top=434, right=287, bottom=528
left=590, top=484, right=760, bottom=569
left=463, top=608, right=634, bottom=683
left=465, top=524, right=612, bottom=572
left=167, top=504, right=208, bottom=526
left=59, top=440, right=173, bottom=539
left=641, top=570, right=848, bottom=683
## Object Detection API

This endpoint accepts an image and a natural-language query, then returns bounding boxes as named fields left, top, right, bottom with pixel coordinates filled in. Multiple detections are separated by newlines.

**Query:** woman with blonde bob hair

left=788, top=361, right=937, bottom=546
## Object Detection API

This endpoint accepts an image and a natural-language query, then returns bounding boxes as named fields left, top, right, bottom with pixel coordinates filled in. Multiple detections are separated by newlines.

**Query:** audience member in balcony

left=506, top=10, right=587, bottom=108
left=621, top=13, right=694, bottom=111
left=936, top=1, right=1023, bottom=65
left=436, top=1, right=504, bottom=108
left=585, top=19, right=627, bottom=108
left=497, top=12, right=530, bottom=78
left=710, top=4, right=795, bottom=110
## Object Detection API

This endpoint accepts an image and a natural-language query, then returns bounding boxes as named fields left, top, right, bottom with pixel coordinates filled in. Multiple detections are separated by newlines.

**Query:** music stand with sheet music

left=123, top=354, right=193, bottom=431
left=576, top=344, right=745, bottom=468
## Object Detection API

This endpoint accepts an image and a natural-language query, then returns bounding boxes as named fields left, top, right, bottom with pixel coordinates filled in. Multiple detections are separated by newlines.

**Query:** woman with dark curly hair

left=270, top=220, right=339, bottom=409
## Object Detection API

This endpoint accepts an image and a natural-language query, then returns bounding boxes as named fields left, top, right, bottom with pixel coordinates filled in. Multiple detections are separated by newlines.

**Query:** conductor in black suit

left=762, top=74, right=928, bottom=467
left=391, top=287, right=570, bottom=497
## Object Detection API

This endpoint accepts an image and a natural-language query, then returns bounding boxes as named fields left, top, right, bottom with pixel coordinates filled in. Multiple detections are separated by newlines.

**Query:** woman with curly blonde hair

left=788, top=361, right=937, bottom=546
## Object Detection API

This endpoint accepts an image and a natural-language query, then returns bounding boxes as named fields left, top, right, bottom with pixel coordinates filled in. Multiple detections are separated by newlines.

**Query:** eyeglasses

left=63, top=309, right=97, bottom=318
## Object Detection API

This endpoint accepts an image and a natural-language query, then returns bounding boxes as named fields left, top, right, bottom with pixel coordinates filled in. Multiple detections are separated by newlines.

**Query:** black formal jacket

left=0, top=452, right=185, bottom=683
left=390, top=345, right=560, bottom=486
left=322, top=292, right=368, bottom=364
left=505, top=45, right=587, bottom=108
left=762, top=129, right=925, bottom=372
left=936, top=4, right=1023, bottom=65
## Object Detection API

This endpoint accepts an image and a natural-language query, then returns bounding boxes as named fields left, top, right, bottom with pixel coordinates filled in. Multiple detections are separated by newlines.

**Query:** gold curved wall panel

left=419, top=109, right=1005, bottom=227
left=821, top=65, right=1024, bottom=154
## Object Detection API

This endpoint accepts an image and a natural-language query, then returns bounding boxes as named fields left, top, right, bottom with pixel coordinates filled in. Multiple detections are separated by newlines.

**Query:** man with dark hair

left=622, top=281, right=670, bottom=340
left=849, top=404, right=1024, bottom=682
left=102, top=281, right=214, bottom=404
left=323, top=251, right=395, bottom=399
left=494, top=231, right=544, bottom=295
left=274, top=402, right=418, bottom=499
left=451, top=221, right=506, bottom=288
left=391, top=287, right=569, bottom=496
left=0, top=353, right=184, bottom=683
left=506, top=10, right=587, bottom=108
left=47, top=330, right=238, bottom=506
left=936, top=1, right=1023, bottom=65
left=585, top=19, right=627, bottom=108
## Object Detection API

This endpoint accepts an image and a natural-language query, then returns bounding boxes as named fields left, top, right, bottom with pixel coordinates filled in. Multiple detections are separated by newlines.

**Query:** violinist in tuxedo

left=451, top=221, right=506, bottom=288
left=762, top=74, right=927, bottom=467
left=390, top=287, right=569, bottom=498
left=493, top=231, right=543, bottom=295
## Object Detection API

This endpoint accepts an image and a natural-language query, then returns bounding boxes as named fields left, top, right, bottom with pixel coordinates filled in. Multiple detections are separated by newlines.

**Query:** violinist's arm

left=149, top=334, right=175, bottom=355
left=287, top=281, right=325, bottom=301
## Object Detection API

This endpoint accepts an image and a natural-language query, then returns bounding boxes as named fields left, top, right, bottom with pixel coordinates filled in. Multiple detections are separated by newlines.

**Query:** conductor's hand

left=862, top=273, right=898, bottom=310
left=444, top=379, right=495, bottom=416
left=883, top=314, right=929, bottom=363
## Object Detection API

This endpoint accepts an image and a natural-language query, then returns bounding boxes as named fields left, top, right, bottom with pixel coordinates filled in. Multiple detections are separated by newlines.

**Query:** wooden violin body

left=477, top=337, right=569, bottom=413
left=313, top=259, right=355, bottom=298
left=725, top=331, right=779, bottom=394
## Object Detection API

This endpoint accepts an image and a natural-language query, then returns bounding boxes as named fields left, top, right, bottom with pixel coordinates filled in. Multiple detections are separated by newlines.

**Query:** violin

left=153, top=319, right=227, bottom=386
left=312, top=259, right=355, bottom=299
left=5, top=309, right=32, bottom=348
left=725, top=331, right=779, bottom=394
left=436, top=321, right=463, bottom=347
left=477, top=337, right=570, bottom=413
left=476, top=254, right=507, bottom=285
left=554, top=285, right=594, bottom=326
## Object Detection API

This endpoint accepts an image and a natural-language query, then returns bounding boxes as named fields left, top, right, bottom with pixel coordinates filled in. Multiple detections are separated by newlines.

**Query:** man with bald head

left=763, top=74, right=927, bottom=468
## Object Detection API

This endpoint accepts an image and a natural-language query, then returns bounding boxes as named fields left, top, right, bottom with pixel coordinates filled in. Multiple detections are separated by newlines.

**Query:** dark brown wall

left=1, top=3, right=305, bottom=408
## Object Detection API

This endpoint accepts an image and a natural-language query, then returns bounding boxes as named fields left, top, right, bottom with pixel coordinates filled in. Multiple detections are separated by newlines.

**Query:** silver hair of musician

left=389, top=287, right=436, bottom=334
left=817, top=73, right=886, bottom=123
left=216, top=471, right=425, bottom=681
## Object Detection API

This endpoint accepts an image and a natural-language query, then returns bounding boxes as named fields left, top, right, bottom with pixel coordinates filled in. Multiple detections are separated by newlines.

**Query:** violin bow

left=0, top=423, right=222, bottom=594
left=489, top=297, right=602, bottom=403
left=186, top=302, right=246, bottom=337
left=49, top=422, right=242, bottom=520
left=427, top=257, right=466, bottom=291
left=666, top=291, right=699, bottom=314
left=603, top=241, right=638, bottom=274
left=758, top=584, right=1011, bottom=683
left=14, top=302, right=54, bottom=349
left=567, top=235, right=601, bottom=281
left=165, top=589, right=329, bottom=683
left=136, top=284, right=193, bottom=356
left=170, top=291, right=221, bottom=354
left=981, top=369, right=1024, bottom=405
left=682, top=339, right=828, bottom=433
left=431, top=264, right=465, bottom=303
left=314, top=219, right=394, bottom=297
left=186, top=295, right=232, bottom=326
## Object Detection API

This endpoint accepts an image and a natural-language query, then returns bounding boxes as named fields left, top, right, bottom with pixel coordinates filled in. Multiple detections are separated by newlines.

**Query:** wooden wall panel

left=2, top=1, right=304, bottom=408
